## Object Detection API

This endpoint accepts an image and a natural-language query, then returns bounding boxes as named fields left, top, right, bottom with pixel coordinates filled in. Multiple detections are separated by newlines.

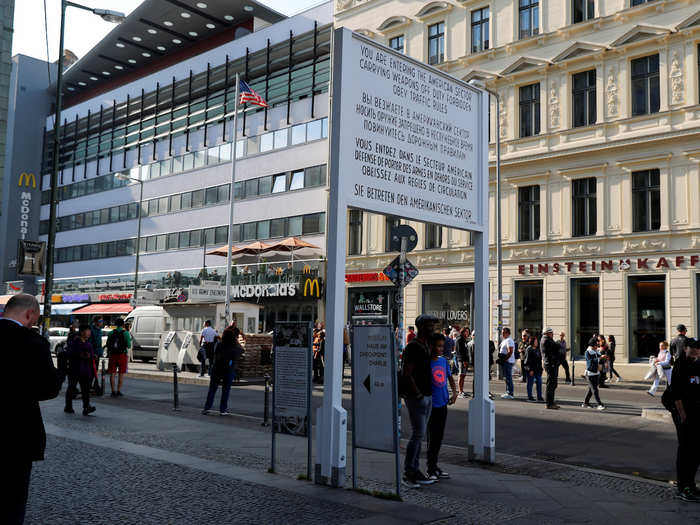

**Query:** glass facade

left=422, top=283, right=474, bottom=332
left=628, top=276, right=665, bottom=359
left=570, top=278, right=599, bottom=356
left=514, top=280, right=543, bottom=339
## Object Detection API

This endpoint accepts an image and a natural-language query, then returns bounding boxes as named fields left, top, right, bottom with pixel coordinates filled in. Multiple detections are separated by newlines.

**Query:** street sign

left=351, top=324, right=397, bottom=452
left=389, top=225, right=418, bottom=253
left=382, top=256, right=419, bottom=286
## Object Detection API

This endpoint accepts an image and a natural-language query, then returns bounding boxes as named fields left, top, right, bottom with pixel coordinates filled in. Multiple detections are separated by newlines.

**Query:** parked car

left=124, top=306, right=167, bottom=362
left=49, top=327, right=70, bottom=354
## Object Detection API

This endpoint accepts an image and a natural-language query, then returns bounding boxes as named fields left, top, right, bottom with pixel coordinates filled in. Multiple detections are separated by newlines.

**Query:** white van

left=124, top=306, right=168, bottom=362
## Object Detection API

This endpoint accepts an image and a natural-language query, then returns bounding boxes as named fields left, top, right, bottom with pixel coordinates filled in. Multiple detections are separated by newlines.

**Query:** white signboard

left=352, top=325, right=397, bottom=453
left=273, top=322, right=312, bottom=437
left=334, top=29, right=485, bottom=230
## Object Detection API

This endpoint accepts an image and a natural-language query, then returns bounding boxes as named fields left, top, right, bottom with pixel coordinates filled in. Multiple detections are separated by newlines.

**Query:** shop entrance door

left=629, top=276, right=665, bottom=359
left=571, top=278, right=599, bottom=356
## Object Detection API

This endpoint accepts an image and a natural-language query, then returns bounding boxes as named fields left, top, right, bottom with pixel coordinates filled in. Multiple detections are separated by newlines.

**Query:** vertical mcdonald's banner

left=18, top=172, right=37, bottom=188
left=17, top=172, right=37, bottom=241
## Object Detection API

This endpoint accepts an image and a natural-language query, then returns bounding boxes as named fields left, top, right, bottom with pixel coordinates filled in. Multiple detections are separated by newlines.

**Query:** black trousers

left=65, top=375, right=91, bottom=410
left=560, top=359, right=571, bottom=382
left=584, top=375, right=602, bottom=405
left=2, top=460, right=32, bottom=524
left=545, top=365, right=558, bottom=407
left=675, top=412, right=700, bottom=491
left=426, top=405, right=447, bottom=473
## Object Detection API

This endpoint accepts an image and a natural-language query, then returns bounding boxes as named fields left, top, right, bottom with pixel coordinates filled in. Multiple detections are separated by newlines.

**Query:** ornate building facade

left=336, top=0, right=700, bottom=373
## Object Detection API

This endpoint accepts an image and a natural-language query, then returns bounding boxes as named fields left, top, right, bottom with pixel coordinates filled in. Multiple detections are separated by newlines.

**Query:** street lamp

left=42, top=1, right=125, bottom=336
left=469, top=79, right=503, bottom=348
left=115, top=173, right=144, bottom=307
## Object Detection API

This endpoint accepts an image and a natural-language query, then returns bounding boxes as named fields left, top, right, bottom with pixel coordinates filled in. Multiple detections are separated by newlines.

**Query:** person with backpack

left=648, top=340, right=672, bottom=396
left=106, top=318, right=131, bottom=397
left=582, top=337, right=606, bottom=410
left=202, top=327, right=243, bottom=416
left=64, top=324, right=97, bottom=416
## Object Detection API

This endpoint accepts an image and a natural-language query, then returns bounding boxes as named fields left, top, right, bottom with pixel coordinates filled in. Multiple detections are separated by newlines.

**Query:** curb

left=127, top=372, right=265, bottom=387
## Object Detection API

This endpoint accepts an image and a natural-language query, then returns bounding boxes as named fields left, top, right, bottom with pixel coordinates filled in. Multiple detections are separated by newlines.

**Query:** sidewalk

left=33, top=393, right=698, bottom=525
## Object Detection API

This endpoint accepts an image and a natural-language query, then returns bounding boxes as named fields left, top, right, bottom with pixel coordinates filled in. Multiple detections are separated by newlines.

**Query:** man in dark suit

left=0, top=294, right=64, bottom=524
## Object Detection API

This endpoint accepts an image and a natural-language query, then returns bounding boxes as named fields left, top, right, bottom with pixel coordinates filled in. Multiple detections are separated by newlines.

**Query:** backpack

left=106, top=329, right=127, bottom=356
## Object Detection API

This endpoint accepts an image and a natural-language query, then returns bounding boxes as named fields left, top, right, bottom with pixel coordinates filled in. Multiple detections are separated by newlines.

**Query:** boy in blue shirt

left=427, top=332, right=458, bottom=480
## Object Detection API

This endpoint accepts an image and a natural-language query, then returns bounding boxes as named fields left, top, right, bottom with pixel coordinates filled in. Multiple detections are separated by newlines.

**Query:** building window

left=572, top=70, right=596, bottom=127
left=425, top=224, right=442, bottom=249
left=428, top=22, right=445, bottom=65
left=631, top=0, right=656, bottom=6
left=519, top=0, right=539, bottom=39
left=348, top=209, right=363, bottom=255
left=385, top=216, right=401, bottom=251
left=631, top=54, right=660, bottom=116
left=471, top=7, right=489, bottom=53
left=519, top=83, right=540, bottom=137
left=572, top=177, right=597, bottom=237
left=518, top=185, right=540, bottom=241
left=389, top=35, right=404, bottom=53
left=515, top=280, right=543, bottom=339
left=572, top=0, right=594, bottom=23
left=629, top=275, right=665, bottom=359
left=632, top=169, right=660, bottom=232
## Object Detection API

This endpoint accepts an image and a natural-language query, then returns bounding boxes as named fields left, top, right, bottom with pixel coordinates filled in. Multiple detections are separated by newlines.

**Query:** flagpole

left=224, top=72, right=240, bottom=327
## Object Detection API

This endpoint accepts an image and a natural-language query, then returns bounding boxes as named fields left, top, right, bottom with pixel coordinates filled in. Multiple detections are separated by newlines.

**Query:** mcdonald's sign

left=303, top=277, right=322, bottom=298
left=18, top=172, right=36, bottom=188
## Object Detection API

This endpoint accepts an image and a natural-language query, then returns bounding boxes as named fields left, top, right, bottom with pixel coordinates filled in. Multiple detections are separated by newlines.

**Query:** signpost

left=318, top=27, right=492, bottom=487
left=272, top=321, right=313, bottom=480
left=350, top=325, right=400, bottom=496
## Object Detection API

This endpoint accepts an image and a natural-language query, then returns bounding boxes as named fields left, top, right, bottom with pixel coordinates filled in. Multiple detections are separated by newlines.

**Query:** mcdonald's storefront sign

left=18, top=172, right=36, bottom=188
left=302, top=277, right=323, bottom=298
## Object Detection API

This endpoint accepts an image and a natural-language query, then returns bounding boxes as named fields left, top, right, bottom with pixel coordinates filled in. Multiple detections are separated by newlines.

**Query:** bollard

left=262, top=374, right=270, bottom=426
left=101, top=359, right=106, bottom=395
left=173, top=365, right=179, bottom=411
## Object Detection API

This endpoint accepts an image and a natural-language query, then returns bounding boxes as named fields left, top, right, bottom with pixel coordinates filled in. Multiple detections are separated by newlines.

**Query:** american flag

left=239, top=79, right=268, bottom=107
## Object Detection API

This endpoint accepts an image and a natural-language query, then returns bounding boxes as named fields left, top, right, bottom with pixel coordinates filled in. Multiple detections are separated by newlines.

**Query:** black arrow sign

left=363, top=374, right=371, bottom=394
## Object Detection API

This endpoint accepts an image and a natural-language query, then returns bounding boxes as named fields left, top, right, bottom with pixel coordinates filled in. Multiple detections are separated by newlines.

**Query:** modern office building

left=29, top=0, right=332, bottom=328
left=0, top=0, right=15, bottom=290
left=336, top=0, right=700, bottom=373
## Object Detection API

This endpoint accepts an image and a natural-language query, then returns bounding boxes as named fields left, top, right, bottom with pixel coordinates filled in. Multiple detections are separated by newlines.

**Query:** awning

left=72, top=303, right=133, bottom=315
left=40, top=303, right=87, bottom=315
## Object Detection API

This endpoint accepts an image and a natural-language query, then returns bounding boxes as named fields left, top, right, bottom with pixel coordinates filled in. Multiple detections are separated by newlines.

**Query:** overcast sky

left=11, top=0, right=326, bottom=63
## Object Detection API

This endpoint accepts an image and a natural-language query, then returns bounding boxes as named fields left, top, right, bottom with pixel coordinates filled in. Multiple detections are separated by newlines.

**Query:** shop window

left=572, top=0, right=594, bottom=23
left=471, top=8, right=489, bottom=53
left=628, top=276, right=665, bottom=359
left=515, top=280, right=543, bottom=339
left=389, top=35, right=404, bottom=53
left=632, top=169, right=660, bottom=232
left=422, top=283, right=474, bottom=332
left=519, top=0, right=539, bottom=39
left=518, top=185, right=540, bottom=241
left=571, top=278, right=599, bottom=356
left=348, top=209, right=363, bottom=255
left=631, top=54, right=659, bottom=116
left=519, top=83, right=540, bottom=137
left=428, top=22, right=445, bottom=65
left=384, top=216, right=401, bottom=252
left=572, top=177, right=597, bottom=237
left=572, top=70, right=596, bottom=128
left=425, top=224, right=442, bottom=249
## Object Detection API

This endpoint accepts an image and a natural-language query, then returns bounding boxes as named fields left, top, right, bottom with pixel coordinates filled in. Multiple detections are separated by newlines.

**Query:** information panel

left=273, top=322, right=312, bottom=437
left=351, top=325, right=397, bottom=453
left=334, top=28, right=485, bottom=231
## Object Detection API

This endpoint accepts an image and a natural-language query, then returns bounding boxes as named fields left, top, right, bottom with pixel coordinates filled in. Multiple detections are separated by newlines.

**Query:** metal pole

left=42, top=0, right=68, bottom=337
left=224, top=73, right=240, bottom=325
left=133, top=180, right=143, bottom=305
left=172, top=365, right=179, bottom=410
left=262, top=374, right=270, bottom=426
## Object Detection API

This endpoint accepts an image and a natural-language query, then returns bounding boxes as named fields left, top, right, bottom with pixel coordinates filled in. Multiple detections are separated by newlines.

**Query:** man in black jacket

left=671, top=324, right=689, bottom=361
left=0, top=294, right=64, bottom=524
left=540, top=328, right=561, bottom=410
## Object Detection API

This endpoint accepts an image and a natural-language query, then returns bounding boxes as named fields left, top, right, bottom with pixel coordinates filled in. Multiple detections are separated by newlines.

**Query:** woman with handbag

left=597, top=335, right=610, bottom=388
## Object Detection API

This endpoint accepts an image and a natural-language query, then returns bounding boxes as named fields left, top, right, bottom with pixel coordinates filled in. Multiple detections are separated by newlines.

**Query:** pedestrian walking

left=671, top=324, right=689, bottom=362
left=668, top=337, right=700, bottom=502
left=199, top=320, right=218, bottom=377
left=582, top=337, right=606, bottom=410
left=106, top=318, right=131, bottom=397
left=541, top=328, right=560, bottom=409
left=202, top=327, right=244, bottom=416
left=523, top=336, right=544, bottom=402
left=399, top=314, right=438, bottom=488
left=499, top=327, right=516, bottom=399
left=442, top=328, right=455, bottom=362
left=557, top=332, right=572, bottom=384
left=88, top=316, right=104, bottom=363
left=455, top=327, right=470, bottom=398
left=64, top=324, right=97, bottom=416
left=597, top=335, right=610, bottom=388
left=426, top=332, right=457, bottom=481
left=607, top=335, right=622, bottom=382
left=406, top=326, right=416, bottom=344
left=313, top=330, right=325, bottom=384
left=0, top=294, right=63, bottom=525
left=648, top=341, right=673, bottom=396
left=518, top=330, right=529, bottom=383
